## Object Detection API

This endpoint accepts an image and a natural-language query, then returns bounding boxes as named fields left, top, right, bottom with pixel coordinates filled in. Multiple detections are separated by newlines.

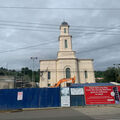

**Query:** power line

left=71, top=25, right=116, bottom=29
left=0, top=7, right=120, bottom=10
left=0, top=23, right=59, bottom=30
left=0, top=19, right=119, bottom=30
left=72, top=32, right=120, bottom=36
left=0, top=20, right=120, bottom=31
left=76, top=41, right=120, bottom=54
left=0, top=25, right=120, bottom=36
left=0, top=39, right=58, bottom=54
left=0, top=20, right=59, bottom=26
left=0, top=37, right=119, bottom=55
left=0, top=26, right=59, bottom=32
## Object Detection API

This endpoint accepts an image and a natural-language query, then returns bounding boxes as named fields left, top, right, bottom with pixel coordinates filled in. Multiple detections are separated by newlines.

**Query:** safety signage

left=61, top=88, right=70, bottom=107
left=61, top=96, right=70, bottom=107
left=85, top=86, right=115, bottom=105
left=17, top=92, right=23, bottom=101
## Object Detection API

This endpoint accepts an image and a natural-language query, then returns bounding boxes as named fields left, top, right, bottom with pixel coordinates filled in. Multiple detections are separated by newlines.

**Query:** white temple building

left=39, top=22, right=95, bottom=87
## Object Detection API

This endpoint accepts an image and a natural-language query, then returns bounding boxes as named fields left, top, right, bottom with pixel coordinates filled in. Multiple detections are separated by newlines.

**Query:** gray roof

left=61, top=21, right=69, bottom=26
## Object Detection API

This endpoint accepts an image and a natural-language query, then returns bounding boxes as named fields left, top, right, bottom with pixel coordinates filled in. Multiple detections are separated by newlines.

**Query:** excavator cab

left=66, top=83, right=72, bottom=87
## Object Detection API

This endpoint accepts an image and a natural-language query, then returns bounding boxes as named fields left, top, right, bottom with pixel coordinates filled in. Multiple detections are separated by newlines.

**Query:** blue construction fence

left=70, top=87, right=85, bottom=106
left=0, top=87, right=85, bottom=110
left=0, top=83, right=120, bottom=110
left=0, top=88, right=60, bottom=110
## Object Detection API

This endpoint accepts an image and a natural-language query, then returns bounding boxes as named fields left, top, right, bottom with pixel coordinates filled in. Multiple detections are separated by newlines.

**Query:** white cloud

left=0, top=0, right=120, bottom=70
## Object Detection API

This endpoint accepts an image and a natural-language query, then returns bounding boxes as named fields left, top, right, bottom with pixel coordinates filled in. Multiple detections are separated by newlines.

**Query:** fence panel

left=0, top=88, right=60, bottom=110
left=70, top=95, right=85, bottom=106
left=39, top=88, right=60, bottom=108
left=70, top=87, right=85, bottom=106
left=22, top=88, right=40, bottom=108
left=0, top=89, right=23, bottom=110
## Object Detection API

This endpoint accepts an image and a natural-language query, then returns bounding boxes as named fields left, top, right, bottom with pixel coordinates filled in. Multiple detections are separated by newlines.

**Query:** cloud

left=0, top=0, right=120, bottom=70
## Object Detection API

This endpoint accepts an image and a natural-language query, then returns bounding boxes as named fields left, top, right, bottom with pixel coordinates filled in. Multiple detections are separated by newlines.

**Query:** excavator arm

left=50, top=76, right=75, bottom=88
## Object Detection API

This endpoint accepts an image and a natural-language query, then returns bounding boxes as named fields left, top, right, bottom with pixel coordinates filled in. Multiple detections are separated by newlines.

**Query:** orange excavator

left=50, top=76, right=75, bottom=88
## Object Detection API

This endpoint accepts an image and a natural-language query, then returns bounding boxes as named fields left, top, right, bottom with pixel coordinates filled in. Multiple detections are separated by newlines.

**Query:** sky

left=0, top=0, right=120, bottom=71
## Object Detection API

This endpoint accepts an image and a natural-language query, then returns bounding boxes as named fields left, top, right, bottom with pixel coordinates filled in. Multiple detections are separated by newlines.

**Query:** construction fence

left=0, top=83, right=120, bottom=110
left=0, top=88, right=60, bottom=110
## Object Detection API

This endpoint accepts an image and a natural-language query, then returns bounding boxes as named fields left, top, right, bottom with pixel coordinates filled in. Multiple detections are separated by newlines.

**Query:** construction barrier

left=0, top=88, right=60, bottom=110
left=70, top=87, right=85, bottom=106
left=0, top=84, right=120, bottom=110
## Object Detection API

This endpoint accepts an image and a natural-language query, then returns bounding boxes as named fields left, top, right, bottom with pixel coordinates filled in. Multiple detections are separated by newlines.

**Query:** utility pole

left=30, top=57, right=38, bottom=87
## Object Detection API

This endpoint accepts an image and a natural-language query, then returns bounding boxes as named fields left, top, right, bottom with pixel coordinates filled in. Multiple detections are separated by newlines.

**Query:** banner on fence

left=71, top=88, right=84, bottom=95
left=112, top=86, right=119, bottom=104
left=117, top=86, right=120, bottom=101
left=85, top=86, right=115, bottom=105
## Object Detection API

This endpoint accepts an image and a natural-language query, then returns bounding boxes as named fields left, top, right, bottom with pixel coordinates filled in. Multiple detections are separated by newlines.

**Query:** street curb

left=0, top=104, right=120, bottom=113
left=22, top=107, right=61, bottom=111
left=0, top=109, right=23, bottom=113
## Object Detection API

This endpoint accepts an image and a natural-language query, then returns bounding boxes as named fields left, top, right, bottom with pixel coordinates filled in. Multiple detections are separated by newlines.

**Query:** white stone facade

left=39, top=22, right=95, bottom=88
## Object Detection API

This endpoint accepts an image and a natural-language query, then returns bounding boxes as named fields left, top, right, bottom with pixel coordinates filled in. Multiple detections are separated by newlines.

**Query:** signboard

left=61, top=96, right=70, bottom=107
left=61, top=88, right=70, bottom=96
left=17, top=92, right=23, bottom=101
left=85, top=86, right=115, bottom=105
left=117, top=86, right=120, bottom=92
left=71, top=88, right=84, bottom=95
left=61, top=88, right=70, bottom=107
left=117, top=86, right=120, bottom=102
left=113, top=86, right=119, bottom=104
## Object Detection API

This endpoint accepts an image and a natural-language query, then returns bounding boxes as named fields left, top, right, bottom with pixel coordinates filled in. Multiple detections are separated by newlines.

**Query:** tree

left=34, top=69, right=40, bottom=82
left=95, top=71, right=104, bottom=78
left=104, top=67, right=120, bottom=83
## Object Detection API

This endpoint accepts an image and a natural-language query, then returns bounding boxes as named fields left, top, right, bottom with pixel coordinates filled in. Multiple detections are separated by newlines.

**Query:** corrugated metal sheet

left=70, top=87, right=85, bottom=106
left=71, top=83, right=114, bottom=87
left=70, top=95, right=85, bottom=106
left=0, top=88, right=60, bottom=110
left=0, top=89, right=23, bottom=110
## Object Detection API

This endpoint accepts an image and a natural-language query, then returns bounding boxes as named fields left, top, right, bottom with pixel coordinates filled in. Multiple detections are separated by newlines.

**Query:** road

left=0, top=106, right=120, bottom=120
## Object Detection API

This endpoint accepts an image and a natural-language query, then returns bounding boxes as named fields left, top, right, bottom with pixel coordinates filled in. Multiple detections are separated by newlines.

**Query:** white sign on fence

left=71, top=88, right=84, bottom=95
left=61, top=88, right=70, bottom=107
left=61, top=96, right=70, bottom=107
left=17, top=92, right=23, bottom=101
left=61, top=87, right=70, bottom=96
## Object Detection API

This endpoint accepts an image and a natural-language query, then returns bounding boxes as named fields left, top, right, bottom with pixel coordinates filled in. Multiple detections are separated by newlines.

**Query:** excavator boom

left=50, top=76, right=75, bottom=88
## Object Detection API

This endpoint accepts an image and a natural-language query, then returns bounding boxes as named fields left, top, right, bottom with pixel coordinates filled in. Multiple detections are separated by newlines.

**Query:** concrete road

left=0, top=106, right=120, bottom=120
left=0, top=108, right=93, bottom=120
left=73, top=106, right=120, bottom=120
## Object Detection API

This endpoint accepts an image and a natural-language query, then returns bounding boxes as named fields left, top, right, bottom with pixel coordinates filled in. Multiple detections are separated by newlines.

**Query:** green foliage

left=95, top=67, right=120, bottom=83
left=104, top=67, right=120, bottom=83
left=0, top=67, right=40, bottom=83
left=95, top=71, right=104, bottom=78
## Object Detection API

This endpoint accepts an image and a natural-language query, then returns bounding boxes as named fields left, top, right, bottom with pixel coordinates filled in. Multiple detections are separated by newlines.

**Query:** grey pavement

left=0, top=106, right=120, bottom=120
left=73, top=106, right=120, bottom=120
left=0, top=108, right=93, bottom=120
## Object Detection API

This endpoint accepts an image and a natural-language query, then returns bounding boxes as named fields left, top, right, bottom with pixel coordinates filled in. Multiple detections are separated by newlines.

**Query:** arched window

left=66, top=68, right=71, bottom=78
left=48, top=71, right=51, bottom=80
left=84, top=71, right=88, bottom=79
left=64, top=28, right=66, bottom=33
left=65, top=40, right=68, bottom=48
